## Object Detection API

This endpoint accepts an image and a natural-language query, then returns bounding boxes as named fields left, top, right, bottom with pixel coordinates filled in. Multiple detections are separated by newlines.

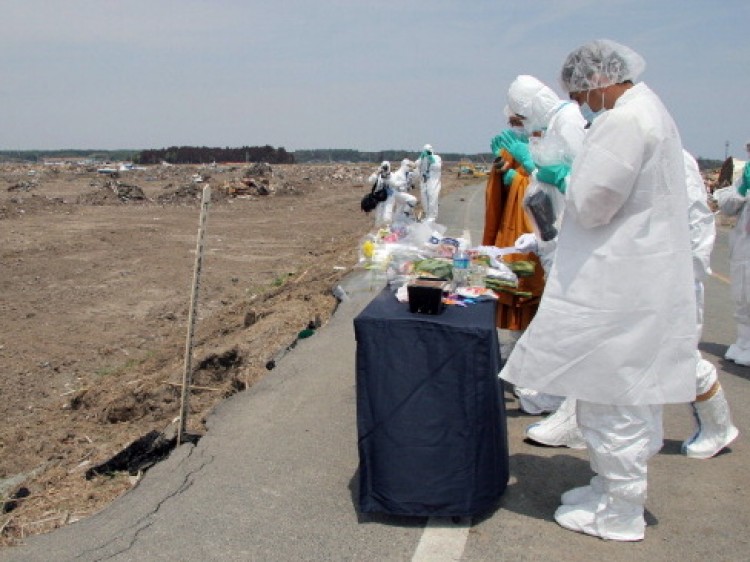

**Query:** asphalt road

left=6, top=183, right=748, bottom=561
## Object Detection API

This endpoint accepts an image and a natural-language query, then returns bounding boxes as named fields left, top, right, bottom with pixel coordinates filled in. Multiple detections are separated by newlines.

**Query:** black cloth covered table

left=354, top=288, right=508, bottom=517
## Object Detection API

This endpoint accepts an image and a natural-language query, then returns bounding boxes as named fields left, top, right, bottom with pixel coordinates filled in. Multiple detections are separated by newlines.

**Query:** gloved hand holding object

left=515, top=233, right=539, bottom=254
left=498, top=130, right=536, bottom=174
left=536, top=163, right=571, bottom=193
left=739, top=161, right=750, bottom=197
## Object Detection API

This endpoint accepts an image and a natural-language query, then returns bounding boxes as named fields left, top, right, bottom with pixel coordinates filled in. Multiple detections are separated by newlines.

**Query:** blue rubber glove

left=739, top=162, right=750, bottom=197
left=498, top=130, right=535, bottom=174
left=503, top=168, right=517, bottom=186
left=536, top=163, right=571, bottom=193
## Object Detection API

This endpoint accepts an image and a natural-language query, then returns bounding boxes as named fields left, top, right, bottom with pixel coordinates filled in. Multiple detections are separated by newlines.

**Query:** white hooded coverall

left=714, top=162, right=750, bottom=362
left=367, top=162, right=395, bottom=227
left=501, top=75, right=586, bottom=416
left=389, top=159, right=418, bottom=223
left=502, top=83, right=696, bottom=539
left=681, top=151, right=738, bottom=459
left=415, top=147, right=442, bottom=221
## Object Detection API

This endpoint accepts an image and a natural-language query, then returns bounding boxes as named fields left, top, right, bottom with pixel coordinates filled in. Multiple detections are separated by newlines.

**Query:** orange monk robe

left=482, top=149, right=545, bottom=330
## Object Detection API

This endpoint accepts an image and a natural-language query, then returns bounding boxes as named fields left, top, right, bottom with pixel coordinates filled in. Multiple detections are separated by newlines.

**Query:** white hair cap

left=560, top=39, right=646, bottom=93
left=423, top=144, right=433, bottom=152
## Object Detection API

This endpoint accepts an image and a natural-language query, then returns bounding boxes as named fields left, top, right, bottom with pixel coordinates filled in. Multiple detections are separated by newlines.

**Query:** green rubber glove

left=491, top=129, right=526, bottom=157
left=490, top=135, right=503, bottom=157
left=498, top=130, right=535, bottom=174
left=419, top=150, right=435, bottom=165
left=503, top=168, right=517, bottom=186
left=740, top=161, right=750, bottom=197
left=536, top=163, right=571, bottom=193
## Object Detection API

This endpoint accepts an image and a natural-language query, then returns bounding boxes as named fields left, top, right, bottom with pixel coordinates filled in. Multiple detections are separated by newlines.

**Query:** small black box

left=407, top=279, right=447, bottom=315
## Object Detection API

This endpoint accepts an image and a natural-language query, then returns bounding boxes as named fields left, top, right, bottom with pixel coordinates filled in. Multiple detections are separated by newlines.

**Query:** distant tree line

left=696, top=157, right=725, bottom=171
left=0, top=149, right=139, bottom=163
left=0, top=148, right=729, bottom=171
left=134, top=145, right=294, bottom=165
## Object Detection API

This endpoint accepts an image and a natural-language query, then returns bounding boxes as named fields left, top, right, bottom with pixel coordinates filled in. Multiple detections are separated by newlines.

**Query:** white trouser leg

left=695, top=352, right=717, bottom=395
left=375, top=193, right=396, bottom=226
left=499, top=329, right=563, bottom=414
left=498, top=329, right=523, bottom=363
left=421, top=181, right=441, bottom=221
left=393, top=191, right=417, bottom=223
left=555, top=401, right=662, bottom=541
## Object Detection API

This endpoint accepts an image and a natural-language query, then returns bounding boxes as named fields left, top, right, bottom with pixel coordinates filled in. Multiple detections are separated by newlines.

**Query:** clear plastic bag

left=523, top=178, right=564, bottom=242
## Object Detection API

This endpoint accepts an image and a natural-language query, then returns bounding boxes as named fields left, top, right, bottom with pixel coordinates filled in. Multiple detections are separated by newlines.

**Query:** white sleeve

left=714, top=182, right=747, bottom=217
left=567, top=111, right=643, bottom=229
left=684, top=151, right=715, bottom=280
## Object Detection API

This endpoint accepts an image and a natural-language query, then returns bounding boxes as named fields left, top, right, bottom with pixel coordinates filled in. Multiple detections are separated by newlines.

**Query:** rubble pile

left=109, top=181, right=146, bottom=202
left=77, top=180, right=147, bottom=205
left=7, top=179, right=38, bottom=192
left=1, top=162, right=382, bottom=216
left=157, top=183, right=208, bottom=203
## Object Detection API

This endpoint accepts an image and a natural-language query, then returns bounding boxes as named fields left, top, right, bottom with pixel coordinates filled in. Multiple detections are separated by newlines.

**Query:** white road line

left=410, top=182, right=484, bottom=562
left=412, top=516, right=471, bottom=562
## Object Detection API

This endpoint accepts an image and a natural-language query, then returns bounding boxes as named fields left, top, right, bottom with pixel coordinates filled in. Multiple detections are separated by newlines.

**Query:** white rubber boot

left=526, top=397, right=586, bottom=449
left=733, top=347, right=750, bottom=366
left=725, top=323, right=750, bottom=362
left=561, top=475, right=605, bottom=505
left=725, top=343, right=742, bottom=362
left=555, top=494, right=645, bottom=542
left=554, top=495, right=604, bottom=538
left=595, top=496, right=646, bottom=541
left=683, top=386, right=739, bottom=459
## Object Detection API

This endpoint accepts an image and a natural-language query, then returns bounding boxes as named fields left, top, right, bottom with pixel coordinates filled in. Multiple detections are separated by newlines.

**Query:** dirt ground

left=0, top=160, right=469, bottom=544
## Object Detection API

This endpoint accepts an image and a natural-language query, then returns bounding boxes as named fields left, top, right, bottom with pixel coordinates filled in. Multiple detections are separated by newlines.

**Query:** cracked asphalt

left=5, top=184, right=749, bottom=561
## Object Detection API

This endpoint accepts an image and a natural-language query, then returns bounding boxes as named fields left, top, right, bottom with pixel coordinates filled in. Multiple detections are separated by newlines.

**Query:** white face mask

left=510, top=125, right=528, bottom=139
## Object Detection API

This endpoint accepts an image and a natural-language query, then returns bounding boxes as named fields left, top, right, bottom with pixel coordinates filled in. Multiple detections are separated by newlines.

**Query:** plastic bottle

left=452, top=242, right=470, bottom=290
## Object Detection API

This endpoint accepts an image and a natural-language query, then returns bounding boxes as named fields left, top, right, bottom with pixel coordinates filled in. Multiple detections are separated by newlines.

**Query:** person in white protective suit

left=367, top=161, right=395, bottom=227
left=494, top=74, right=587, bottom=421
left=714, top=141, right=750, bottom=365
left=681, top=150, right=739, bottom=458
left=415, top=144, right=442, bottom=222
left=389, top=158, right=419, bottom=223
left=501, top=40, right=697, bottom=542
left=529, top=150, right=739, bottom=457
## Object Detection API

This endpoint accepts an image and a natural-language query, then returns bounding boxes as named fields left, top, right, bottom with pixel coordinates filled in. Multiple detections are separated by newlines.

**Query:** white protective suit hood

left=505, top=75, right=562, bottom=134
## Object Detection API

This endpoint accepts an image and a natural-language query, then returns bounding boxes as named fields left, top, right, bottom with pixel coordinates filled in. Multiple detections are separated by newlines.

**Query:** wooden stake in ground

left=178, top=185, right=211, bottom=444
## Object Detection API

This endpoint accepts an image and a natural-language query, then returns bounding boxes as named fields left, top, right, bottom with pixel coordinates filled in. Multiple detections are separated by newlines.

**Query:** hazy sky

left=3, top=0, right=748, bottom=159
